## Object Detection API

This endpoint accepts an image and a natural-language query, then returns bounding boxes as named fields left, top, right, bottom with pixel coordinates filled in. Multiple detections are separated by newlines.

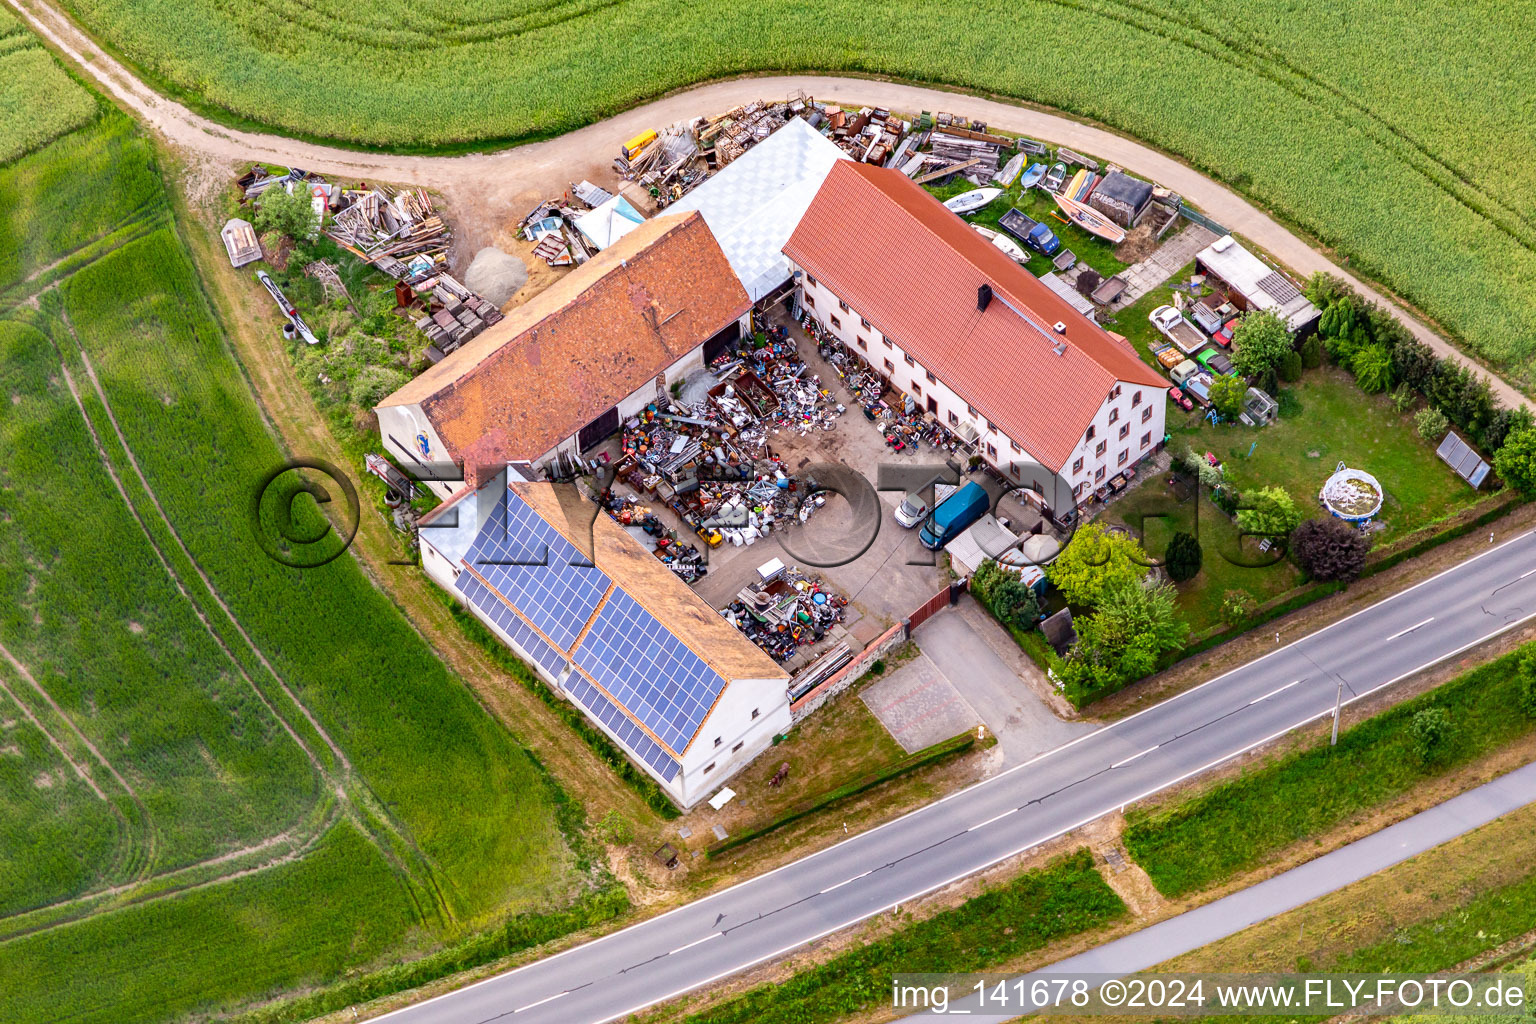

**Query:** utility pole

left=1331, top=676, right=1344, bottom=746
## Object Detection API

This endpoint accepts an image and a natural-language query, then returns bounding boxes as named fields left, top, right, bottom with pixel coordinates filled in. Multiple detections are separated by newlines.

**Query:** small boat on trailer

left=1042, top=161, right=1068, bottom=192
left=972, top=224, right=1029, bottom=264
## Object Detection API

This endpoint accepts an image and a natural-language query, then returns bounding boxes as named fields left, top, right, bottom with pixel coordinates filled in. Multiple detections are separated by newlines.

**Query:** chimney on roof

left=1052, top=321, right=1068, bottom=355
left=977, top=283, right=993, bottom=313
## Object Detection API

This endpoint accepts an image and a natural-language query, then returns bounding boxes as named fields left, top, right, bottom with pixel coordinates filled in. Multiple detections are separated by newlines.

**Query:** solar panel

left=1435, top=430, right=1490, bottom=489
left=565, top=674, right=681, bottom=781
left=572, top=588, right=727, bottom=756
left=457, top=574, right=569, bottom=677
left=462, top=488, right=611, bottom=651
left=1257, top=271, right=1301, bottom=304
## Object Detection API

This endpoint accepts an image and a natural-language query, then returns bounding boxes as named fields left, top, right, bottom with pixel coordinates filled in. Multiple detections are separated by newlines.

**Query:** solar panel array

left=573, top=587, right=728, bottom=756
left=565, top=674, right=681, bottom=780
left=1435, top=430, right=1491, bottom=488
left=458, top=574, right=569, bottom=678
left=1257, top=270, right=1302, bottom=305
left=462, top=489, right=611, bottom=651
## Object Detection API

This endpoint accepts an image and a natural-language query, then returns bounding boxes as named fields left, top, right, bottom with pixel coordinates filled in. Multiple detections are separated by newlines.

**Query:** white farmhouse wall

left=675, top=676, right=791, bottom=807
left=377, top=405, right=460, bottom=499
left=795, top=270, right=1166, bottom=505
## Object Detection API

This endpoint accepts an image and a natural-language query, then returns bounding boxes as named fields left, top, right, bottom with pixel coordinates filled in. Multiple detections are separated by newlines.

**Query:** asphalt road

left=900, top=757, right=1536, bottom=1022
left=379, top=529, right=1536, bottom=1024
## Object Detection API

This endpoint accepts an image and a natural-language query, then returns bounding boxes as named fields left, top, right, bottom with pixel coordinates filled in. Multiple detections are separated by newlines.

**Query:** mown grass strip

left=672, top=849, right=1124, bottom=1024
left=1124, top=641, right=1536, bottom=898
left=708, top=732, right=978, bottom=857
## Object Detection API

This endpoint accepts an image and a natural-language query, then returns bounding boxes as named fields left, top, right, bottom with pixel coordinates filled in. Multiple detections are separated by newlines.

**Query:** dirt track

left=10, top=0, right=1526, bottom=412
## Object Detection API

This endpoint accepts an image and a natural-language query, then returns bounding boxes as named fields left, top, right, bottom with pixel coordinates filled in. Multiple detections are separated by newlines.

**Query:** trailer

left=1150, top=304, right=1205, bottom=355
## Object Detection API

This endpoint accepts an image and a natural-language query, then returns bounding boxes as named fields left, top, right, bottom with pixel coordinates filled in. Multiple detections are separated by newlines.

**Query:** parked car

left=893, top=483, right=956, bottom=529
left=998, top=208, right=1061, bottom=256
left=1196, top=347, right=1235, bottom=375
left=919, top=481, right=991, bottom=551
left=1168, top=387, right=1195, bottom=412
left=1212, top=318, right=1237, bottom=348
left=1170, top=358, right=1201, bottom=385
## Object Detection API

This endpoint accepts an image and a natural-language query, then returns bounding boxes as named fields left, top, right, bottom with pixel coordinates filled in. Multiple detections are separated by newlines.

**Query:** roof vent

left=977, top=284, right=993, bottom=313
left=1053, top=321, right=1067, bottom=334
left=1053, top=339, right=1067, bottom=356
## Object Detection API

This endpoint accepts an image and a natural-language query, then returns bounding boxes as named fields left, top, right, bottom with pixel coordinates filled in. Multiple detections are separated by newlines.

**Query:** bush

left=1409, top=707, right=1451, bottom=765
left=1290, top=517, right=1369, bottom=582
left=1278, top=349, right=1303, bottom=383
left=1389, top=382, right=1415, bottom=413
left=1299, top=335, right=1323, bottom=369
left=1235, top=485, right=1303, bottom=539
left=1164, top=531, right=1203, bottom=582
left=1414, top=405, right=1449, bottom=442
left=597, top=810, right=634, bottom=846
left=1518, top=654, right=1536, bottom=719
left=253, top=183, right=318, bottom=242
left=1352, top=343, right=1393, bottom=393
left=1221, top=589, right=1257, bottom=624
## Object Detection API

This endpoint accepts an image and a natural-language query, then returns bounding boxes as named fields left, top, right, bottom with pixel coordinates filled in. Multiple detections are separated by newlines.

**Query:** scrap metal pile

left=804, top=317, right=974, bottom=457
left=709, top=320, right=845, bottom=441
left=721, top=559, right=847, bottom=664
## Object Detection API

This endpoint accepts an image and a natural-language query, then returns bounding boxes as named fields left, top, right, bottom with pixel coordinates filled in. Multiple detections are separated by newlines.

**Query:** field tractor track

left=1051, top=0, right=1536, bottom=254
left=52, top=314, right=454, bottom=928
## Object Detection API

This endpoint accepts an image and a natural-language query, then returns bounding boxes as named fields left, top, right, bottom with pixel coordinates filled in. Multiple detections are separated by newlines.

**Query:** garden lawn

left=1123, top=642, right=1536, bottom=899
left=1169, top=365, right=1477, bottom=545
left=925, top=175, right=1131, bottom=280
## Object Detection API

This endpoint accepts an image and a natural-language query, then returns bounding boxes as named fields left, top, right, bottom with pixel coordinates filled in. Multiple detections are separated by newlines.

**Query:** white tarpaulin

left=575, top=194, right=645, bottom=250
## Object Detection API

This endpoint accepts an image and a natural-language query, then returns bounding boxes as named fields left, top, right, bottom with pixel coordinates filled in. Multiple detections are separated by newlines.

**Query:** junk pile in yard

left=236, top=162, right=505, bottom=362
left=710, top=318, right=846, bottom=441
left=806, top=318, right=974, bottom=457
left=722, top=558, right=847, bottom=665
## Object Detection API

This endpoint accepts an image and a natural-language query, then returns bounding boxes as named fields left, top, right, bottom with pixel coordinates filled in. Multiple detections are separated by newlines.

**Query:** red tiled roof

left=783, top=163, right=1165, bottom=471
left=379, top=212, right=748, bottom=467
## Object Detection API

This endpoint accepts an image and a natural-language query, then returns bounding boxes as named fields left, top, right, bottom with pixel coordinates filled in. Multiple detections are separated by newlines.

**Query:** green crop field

left=0, top=10, right=96, bottom=163
left=0, top=104, right=592, bottom=1021
left=55, top=0, right=1536, bottom=391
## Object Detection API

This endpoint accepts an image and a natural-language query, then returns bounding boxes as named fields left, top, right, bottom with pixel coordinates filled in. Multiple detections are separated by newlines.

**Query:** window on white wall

left=838, top=299, right=850, bottom=312
left=1141, top=432, right=1152, bottom=448
left=1132, top=390, right=1143, bottom=407
left=1119, top=424, right=1130, bottom=440
left=860, top=317, right=871, bottom=329
left=805, top=274, right=817, bottom=287
left=830, top=315, right=841, bottom=329
left=1095, top=440, right=1107, bottom=457
left=1109, top=407, right=1120, bottom=424
left=1142, top=406, right=1153, bottom=423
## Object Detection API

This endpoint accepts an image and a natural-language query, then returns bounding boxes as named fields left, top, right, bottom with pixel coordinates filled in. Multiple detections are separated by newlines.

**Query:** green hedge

left=708, top=733, right=977, bottom=857
left=435, top=589, right=681, bottom=820
left=1124, top=640, right=1536, bottom=898
left=682, top=849, right=1125, bottom=1024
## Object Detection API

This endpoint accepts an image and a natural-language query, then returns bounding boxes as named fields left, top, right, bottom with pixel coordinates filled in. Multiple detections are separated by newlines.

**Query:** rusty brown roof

left=783, top=163, right=1166, bottom=471
left=379, top=212, right=748, bottom=465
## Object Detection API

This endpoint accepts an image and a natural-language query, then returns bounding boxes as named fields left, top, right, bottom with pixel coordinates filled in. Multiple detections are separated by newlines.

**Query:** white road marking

left=969, top=807, right=1019, bottom=831
left=514, top=991, right=569, bottom=1013
left=1250, top=679, right=1301, bottom=705
left=819, top=870, right=872, bottom=894
left=1519, top=567, right=1536, bottom=581
left=1386, top=617, right=1435, bottom=642
left=668, top=933, right=721, bottom=955
left=1111, top=745, right=1159, bottom=769
left=373, top=534, right=1536, bottom=1024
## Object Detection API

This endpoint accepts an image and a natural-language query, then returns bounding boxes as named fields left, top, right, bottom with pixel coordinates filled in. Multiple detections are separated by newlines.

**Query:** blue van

left=919, top=481, right=991, bottom=550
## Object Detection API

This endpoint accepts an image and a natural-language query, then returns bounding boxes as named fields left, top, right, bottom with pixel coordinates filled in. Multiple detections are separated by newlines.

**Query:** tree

left=1409, top=707, right=1452, bottom=765
left=1236, top=485, right=1302, bottom=539
left=1483, top=407, right=1534, bottom=453
left=1389, top=382, right=1414, bottom=413
left=1075, top=268, right=1102, bottom=297
left=1493, top=426, right=1536, bottom=497
left=254, top=184, right=318, bottom=242
left=1207, top=373, right=1247, bottom=420
left=1299, top=335, right=1323, bottom=369
left=1045, top=522, right=1150, bottom=608
left=1231, top=310, right=1293, bottom=380
left=1221, top=589, right=1256, bottom=624
left=971, top=559, right=1043, bottom=630
left=1290, top=517, right=1369, bottom=582
left=1278, top=349, right=1303, bottom=383
left=1059, top=579, right=1189, bottom=701
left=1352, top=343, right=1393, bottom=393
left=1164, top=531, right=1203, bottom=583
left=1413, top=405, right=1449, bottom=441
